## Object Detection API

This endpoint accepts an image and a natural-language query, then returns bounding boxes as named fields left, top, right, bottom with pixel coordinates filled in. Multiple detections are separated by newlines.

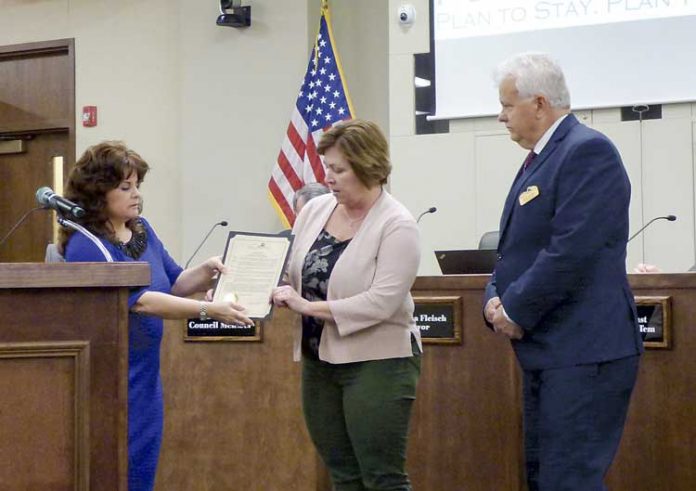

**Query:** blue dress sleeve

left=65, top=220, right=183, bottom=310
left=141, top=218, right=183, bottom=286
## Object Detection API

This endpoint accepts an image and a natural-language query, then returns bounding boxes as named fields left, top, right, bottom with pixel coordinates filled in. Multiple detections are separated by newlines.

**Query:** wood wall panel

left=0, top=342, right=90, bottom=491
left=156, top=274, right=696, bottom=490
left=0, top=39, right=74, bottom=133
left=606, top=274, right=696, bottom=490
left=0, top=132, right=71, bottom=262
left=407, top=278, right=523, bottom=490
left=157, top=278, right=522, bottom=491
left=0, top=263, right=148, bottom=491
left=0, top=38, right=75, bottom=263
left=158, top=310, right=318, bottom=490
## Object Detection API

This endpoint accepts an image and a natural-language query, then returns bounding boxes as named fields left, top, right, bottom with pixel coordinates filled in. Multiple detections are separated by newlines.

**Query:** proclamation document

left=213, top=232, right=293, bottom=320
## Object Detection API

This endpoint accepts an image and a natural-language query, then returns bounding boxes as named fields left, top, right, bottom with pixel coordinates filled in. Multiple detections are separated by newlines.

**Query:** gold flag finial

left=321, top=0, right=329, bottom=14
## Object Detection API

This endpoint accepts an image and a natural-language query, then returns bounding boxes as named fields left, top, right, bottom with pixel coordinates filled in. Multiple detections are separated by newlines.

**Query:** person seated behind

left=279, top=182, right=331, bottom=236
left=634, top=263, right=696, bottom=273
left=294, top=182, right=330, bottom=215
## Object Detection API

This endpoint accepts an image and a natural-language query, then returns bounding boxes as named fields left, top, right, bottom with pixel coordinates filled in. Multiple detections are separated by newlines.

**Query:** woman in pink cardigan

left=272, top=119, right=422, bottom=491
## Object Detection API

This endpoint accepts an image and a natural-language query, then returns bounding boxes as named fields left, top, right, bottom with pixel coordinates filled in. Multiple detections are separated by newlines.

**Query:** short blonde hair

left=317, top=119, right=391, bottom=188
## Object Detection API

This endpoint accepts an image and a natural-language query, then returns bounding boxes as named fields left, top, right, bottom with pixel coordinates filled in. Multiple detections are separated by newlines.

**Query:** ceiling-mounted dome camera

left=398, top=5, right=416, bottom=25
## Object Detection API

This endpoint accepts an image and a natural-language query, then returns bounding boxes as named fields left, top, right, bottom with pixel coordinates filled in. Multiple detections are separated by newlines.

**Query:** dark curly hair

left=58, top=141, right=149, bottom=252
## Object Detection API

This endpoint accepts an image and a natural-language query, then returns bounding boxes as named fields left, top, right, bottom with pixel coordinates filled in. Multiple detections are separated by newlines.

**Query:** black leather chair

left=478, top=231, right=500, bottom=250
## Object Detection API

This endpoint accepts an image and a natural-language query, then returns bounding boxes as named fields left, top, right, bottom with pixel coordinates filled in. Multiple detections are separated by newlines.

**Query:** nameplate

left=184, top=318, right=262, bottom=342
left=635, top=296, right=671, bottom=349
left=413, top=296, right=462, bottom=345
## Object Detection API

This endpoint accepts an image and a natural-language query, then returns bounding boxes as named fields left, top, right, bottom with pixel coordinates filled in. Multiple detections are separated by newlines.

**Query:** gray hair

left=494, top=53, right=571, bottom=109
left=293, top=182, right=330, bottom=211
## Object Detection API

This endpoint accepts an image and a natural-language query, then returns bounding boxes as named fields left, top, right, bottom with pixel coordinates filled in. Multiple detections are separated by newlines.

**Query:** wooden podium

left=0, top=263, right=149, bottom=491
left=407, top=273, right=696, bottom=491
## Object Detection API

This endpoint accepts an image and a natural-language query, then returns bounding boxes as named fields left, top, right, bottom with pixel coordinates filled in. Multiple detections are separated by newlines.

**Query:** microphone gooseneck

left=628, top=214, right=677, bottom=242
left=629, top=214, right=677, bottom=267
left=416, top=206, right=437, bottom=224
left=0, top=207, right=43, bottom=250
left=57, top=216, right=114, bottom=262
left=184, top=220, right=229, bottom=269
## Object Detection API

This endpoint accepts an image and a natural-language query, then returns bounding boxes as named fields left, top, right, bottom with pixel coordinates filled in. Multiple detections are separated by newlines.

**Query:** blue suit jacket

left=484, top=114, right=643, bottom=370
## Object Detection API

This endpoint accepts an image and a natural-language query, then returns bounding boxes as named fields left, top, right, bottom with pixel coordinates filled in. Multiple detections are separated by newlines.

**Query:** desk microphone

left=184, top=220, right=229, bottom=269
left=416, top=206, right=437, bottom=224
left=628, top=215, right=676, bottom=242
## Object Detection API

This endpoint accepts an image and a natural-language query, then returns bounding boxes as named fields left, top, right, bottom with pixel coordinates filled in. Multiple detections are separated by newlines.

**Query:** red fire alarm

left=82, top=106, right=97, bottom=127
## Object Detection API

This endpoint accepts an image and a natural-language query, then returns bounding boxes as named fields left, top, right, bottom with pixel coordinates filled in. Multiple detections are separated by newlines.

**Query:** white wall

left=385, top=1, right=696, bottom=275
left=177, top=0, right=310, bottom=264
left=0, top=0, right=313, bottom=263
left=1, top=0, right=181, bottom=255
left=2, top=0, right=695, bottom=274
left=329, top=0, right=389, bottom=130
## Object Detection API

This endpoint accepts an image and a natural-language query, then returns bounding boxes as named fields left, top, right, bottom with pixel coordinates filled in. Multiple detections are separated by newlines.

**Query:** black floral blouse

left=301, top=229, right=351, bottom=360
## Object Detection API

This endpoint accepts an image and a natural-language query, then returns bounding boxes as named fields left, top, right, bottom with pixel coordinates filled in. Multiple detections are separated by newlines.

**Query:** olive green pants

left=302, top=351, right=421, bottom=491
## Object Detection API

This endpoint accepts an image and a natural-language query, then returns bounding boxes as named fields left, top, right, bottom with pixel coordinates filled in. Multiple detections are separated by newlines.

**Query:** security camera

left=217, top=0, right=251, bottom=27
left=398, top=5, right=416, bottom=25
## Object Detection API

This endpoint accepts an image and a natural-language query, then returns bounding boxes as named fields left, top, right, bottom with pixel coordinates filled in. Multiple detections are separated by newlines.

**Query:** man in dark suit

left=483, top=53, right=643, bottom=491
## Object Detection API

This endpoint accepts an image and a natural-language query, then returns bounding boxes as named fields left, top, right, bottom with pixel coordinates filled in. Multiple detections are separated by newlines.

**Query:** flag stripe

left=277, top=151, right=303, bottom=190
left=268, top=178, right=293, bottom=227
left=280, top=112, right=307, bottom=172
left=287, top=122, right=306, bottom=161
left=306, top=135, right=325, bottom=183
left=271, top=165, right=296, bottom=198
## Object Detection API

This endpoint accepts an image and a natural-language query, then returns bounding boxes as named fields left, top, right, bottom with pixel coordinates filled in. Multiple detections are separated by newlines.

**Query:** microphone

left=36, top=186, right=85, bottom=219
left=416, top=206, right=437, bottom=224
left=628, top=214, right=676, bottom=242
left=184, top=220, right=229, bottom=269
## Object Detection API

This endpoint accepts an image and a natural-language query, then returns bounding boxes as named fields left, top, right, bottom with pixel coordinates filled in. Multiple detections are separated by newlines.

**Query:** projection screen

left=432, top=0, right=696, bottom=120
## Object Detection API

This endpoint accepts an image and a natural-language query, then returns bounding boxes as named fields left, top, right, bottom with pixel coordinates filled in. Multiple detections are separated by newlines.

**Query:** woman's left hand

left=272, top=285, right=308, bottom=314
left=203, top=256, right=226, bottom=276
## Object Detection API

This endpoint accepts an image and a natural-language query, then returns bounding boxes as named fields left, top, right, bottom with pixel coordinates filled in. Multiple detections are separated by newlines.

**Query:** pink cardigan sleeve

left=327, top=217, right=420, bottom=336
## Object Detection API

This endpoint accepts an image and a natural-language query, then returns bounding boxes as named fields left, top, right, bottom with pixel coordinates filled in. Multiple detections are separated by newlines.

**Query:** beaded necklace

left=113, top=219, right=148, bottom=259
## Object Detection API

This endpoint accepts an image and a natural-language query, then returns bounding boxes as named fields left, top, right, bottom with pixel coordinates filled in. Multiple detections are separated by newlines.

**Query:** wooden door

left=0, top=39, right=75, bottom=262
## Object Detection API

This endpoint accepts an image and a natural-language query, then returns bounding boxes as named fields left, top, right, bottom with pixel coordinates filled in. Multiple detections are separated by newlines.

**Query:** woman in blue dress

left=59, top=141, right=252, bottom=491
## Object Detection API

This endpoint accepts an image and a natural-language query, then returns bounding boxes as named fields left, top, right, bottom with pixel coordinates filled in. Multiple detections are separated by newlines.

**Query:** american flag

left=268, top=3, right=353, bottom=227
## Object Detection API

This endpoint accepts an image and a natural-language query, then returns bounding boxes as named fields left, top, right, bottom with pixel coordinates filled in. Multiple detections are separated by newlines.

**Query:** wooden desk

left=155, top=273, right=696, bottom=490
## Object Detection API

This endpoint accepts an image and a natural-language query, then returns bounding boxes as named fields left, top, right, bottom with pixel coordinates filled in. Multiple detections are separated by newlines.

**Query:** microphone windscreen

left=35, top=186, right=53, bottom=205
left=667, top=215, right=677, bottom=221
left=220, top=220, right=229, bottom=226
